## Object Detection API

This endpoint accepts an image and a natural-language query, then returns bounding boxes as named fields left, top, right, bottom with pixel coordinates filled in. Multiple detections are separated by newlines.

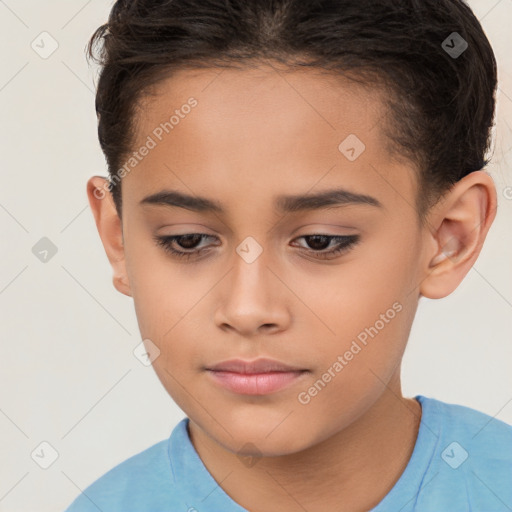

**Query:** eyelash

left=154, top=233, right=361, bottom=262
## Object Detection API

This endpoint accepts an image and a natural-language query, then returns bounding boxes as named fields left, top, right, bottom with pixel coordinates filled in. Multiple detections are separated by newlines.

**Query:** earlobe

left=86, top=176, right=133, bottom=298
left=420, top=171, right=497, bottom=300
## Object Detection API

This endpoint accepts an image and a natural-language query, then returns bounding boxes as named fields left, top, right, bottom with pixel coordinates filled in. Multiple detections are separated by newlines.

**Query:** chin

left=229, top=433, right=310, bottom=458
left=211, top=413, right=315, bottom=456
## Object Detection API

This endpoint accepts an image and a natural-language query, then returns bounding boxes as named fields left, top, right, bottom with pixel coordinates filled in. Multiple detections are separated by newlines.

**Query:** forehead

left=124, top=64, right=416, bottom=218
left=136, top=64, right=387, bottom=149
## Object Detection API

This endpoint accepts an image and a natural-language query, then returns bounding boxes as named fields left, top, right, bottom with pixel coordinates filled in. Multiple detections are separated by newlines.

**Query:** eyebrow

left=140, top=187, right=383, bottom=214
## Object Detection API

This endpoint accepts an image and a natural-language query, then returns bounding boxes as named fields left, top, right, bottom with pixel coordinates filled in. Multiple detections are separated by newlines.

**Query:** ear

left=420, top=170, right=497, bottom=300
left=87, top=176, right=132, bottom=297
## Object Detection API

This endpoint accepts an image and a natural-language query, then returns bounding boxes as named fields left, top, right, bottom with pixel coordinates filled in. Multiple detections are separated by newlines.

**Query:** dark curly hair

left=86, top=0, right=497, bottom=227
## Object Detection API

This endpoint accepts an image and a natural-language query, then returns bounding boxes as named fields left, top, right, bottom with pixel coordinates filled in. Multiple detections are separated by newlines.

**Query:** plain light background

left=0, top=1, right=511, bottom=511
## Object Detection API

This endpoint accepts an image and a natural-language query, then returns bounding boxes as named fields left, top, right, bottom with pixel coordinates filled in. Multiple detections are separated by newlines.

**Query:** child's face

left=120, top=64, right=429, bottom=454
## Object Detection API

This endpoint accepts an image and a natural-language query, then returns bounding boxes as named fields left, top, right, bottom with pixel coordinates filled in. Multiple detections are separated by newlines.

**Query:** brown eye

left=154, top=233, right=361, bottom=262
left=291, top=234, right=360, bottom=260
left=154, top=234, right=217, bottom=261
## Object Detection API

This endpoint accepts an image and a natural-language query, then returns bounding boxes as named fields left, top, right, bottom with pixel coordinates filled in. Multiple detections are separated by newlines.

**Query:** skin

left=87, top=63, right=497, bottom=511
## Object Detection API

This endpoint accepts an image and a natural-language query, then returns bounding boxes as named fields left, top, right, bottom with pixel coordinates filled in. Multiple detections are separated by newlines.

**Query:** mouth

left=204, top=358, right=310, bottom=395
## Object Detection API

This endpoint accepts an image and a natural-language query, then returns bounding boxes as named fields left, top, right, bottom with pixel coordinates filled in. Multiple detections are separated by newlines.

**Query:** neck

left=188, top=375, right=422, bottom=512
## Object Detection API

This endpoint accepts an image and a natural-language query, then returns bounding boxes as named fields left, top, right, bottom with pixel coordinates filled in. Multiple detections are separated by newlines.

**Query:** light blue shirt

left=64, top=395, right=512, bottom=511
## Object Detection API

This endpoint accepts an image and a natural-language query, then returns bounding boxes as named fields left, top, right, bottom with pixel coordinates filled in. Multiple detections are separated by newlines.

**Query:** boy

left=65, top=0, right=512, bottom=510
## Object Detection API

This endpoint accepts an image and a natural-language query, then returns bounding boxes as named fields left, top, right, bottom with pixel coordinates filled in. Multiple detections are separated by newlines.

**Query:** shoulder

left=63, top=424, right=186, bottom=512
left=423, top=395, right=512, bottom=450
left=417, top=395, right=512, bottom=508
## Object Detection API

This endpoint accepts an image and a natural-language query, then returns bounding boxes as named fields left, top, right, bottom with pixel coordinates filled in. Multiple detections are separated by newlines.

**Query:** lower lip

left=206, top=370, right=307, bottom=395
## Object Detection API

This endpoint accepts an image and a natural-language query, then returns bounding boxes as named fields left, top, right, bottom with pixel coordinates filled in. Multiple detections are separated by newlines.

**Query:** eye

left=290, top=234, right=360, bottom=260
left=154, top=233, right=361, bottom=261
left=154, top=234, right=218, bottom=261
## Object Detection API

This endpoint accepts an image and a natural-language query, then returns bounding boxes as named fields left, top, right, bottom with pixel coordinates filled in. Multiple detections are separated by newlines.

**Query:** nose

left=213, top=251, right=292, bottom=338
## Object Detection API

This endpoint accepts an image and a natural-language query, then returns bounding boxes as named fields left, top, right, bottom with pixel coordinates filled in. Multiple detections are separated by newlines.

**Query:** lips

left=205, top=358, right=309, bottom=395
left=206, top=358, right=306, bottom=374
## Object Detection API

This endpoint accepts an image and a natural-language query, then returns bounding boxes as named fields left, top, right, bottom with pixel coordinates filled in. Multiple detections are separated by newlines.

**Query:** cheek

left=319, top=298, right=408, bottom=387
left=291, top=243, right=411, bottom=346
left=292, top=302, right=412, bottom=440
left=294, top=248, right=415, bottom=399
left=127, top=261, right=212, bottom=376
left=124, top=232, right=193, bottom=335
